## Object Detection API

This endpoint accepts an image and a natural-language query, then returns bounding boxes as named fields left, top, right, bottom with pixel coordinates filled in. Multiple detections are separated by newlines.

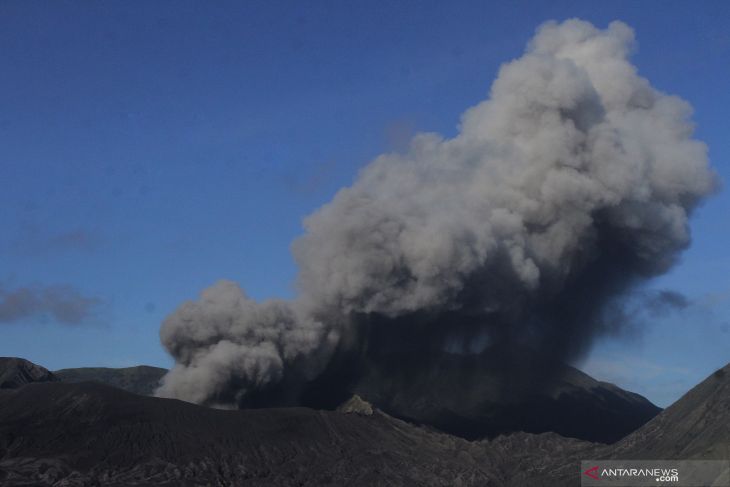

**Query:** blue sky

left=1, top=0, right=728, bottom=407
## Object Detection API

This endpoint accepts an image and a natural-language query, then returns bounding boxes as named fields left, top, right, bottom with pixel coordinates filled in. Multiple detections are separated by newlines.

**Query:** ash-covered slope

left=0, top=381, right=500, bottom=487
left=313, top=349, right=660, bottom=443
left=0, top=363, right=727, bottom=486
left=0, top=357, right=58, bottom=389
left=485, top=363, right=730, bottom=486
left=54, top=365, right=167, bottom=396
left=611, top=363, right=730, bottom=460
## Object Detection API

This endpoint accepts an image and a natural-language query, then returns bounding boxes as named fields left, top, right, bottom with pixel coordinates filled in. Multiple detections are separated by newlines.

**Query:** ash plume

left=157, top=20, right=717, bottom=407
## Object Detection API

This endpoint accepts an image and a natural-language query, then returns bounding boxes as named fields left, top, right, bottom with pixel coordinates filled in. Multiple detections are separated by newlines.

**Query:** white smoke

left=157, top=19, right=716, bottom=406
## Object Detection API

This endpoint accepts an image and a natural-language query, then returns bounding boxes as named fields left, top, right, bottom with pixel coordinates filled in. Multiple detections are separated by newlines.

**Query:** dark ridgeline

left=40, top=355, right=661, bottom=444
left=0, top=361, right=727, bottom=486
left=54, top=365, right=167, bottom=396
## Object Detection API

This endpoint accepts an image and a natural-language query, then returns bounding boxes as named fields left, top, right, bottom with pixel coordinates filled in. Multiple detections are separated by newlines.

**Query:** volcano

left=0, top=359, right=727, bottom=486
left=39, top=354, right=660, bottom=443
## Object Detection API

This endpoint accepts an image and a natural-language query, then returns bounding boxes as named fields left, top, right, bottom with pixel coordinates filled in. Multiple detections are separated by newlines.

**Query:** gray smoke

left=157, top=280, right=338, bottom=404
left=157, top=20, right=716, bottom=406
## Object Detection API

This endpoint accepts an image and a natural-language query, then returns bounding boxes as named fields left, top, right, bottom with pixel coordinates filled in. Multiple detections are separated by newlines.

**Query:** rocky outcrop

left=337, top=394, right=374, bottom=416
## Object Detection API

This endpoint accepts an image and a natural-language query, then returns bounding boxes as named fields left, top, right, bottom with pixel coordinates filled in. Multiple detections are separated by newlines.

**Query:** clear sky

left=1, top=0, right=728, bottom=407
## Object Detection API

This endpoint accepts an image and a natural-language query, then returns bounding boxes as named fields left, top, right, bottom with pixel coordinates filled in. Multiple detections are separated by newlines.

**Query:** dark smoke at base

left=237, top=226, right=656, bottom=410
left=156, top=19, right=717, bottom=408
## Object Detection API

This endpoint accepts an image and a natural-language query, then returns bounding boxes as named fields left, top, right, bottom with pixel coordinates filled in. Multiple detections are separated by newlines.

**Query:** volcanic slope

left=0, top=381, right=501, bottom=486
left=43, top=353, right=662, bottom=443
left=0, top=363, right=728, bottom=486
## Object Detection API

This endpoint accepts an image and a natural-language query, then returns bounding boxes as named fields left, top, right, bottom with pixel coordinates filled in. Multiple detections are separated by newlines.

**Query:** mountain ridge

left=4, top=355, right=662, bottom=444
left=0, top=362, right=727, bottom=486
left=0, top=357, right=59, bottom=389
left=54, top=365, right=167, bottom=396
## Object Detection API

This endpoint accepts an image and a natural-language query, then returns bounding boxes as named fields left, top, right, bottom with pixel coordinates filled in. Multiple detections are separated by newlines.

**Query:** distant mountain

left=54, top=365, right=167, bottom=396
left=0, top=357, right=58, bottom=389
left=0, top=362, right=727, bottom=486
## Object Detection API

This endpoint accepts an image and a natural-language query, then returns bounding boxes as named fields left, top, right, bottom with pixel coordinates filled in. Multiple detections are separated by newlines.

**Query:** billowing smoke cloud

left=0, top=283, right=101, bottom=325
left=157, top=281, right=338, bottom=405
left=157, top=20, right=716, bottom=407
